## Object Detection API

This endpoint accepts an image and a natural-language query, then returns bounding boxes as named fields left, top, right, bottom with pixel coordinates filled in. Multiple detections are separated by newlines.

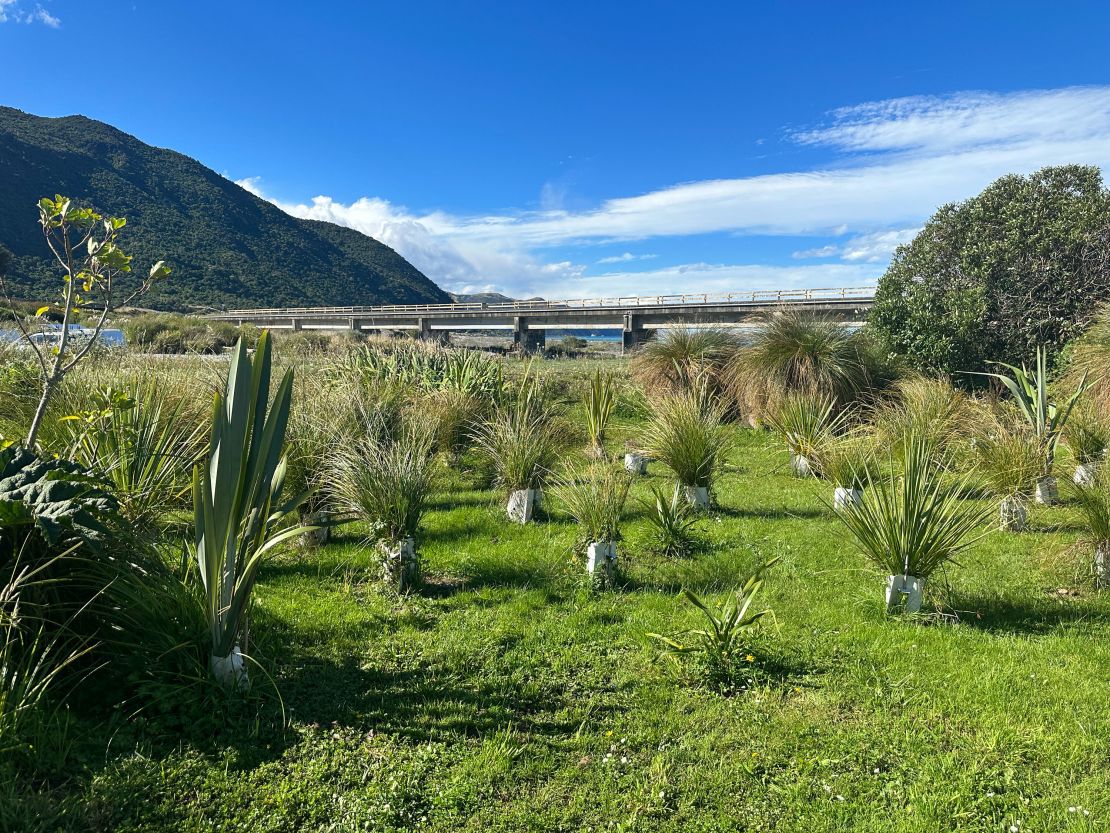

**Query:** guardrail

left=206, top=286, right=876, bottom=320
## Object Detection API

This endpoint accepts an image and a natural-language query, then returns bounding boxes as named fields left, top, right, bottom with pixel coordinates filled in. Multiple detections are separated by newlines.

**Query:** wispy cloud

left=793, top=228, right=920, bottom=263
left=0, top=1, right=60, bottom=25
left=596, top=252, right=657, bottom=264
left=33, top=5, right=59, bottom=26
left=239, top=86, right=1110, bottom=298
left=543, top=262, right=881, bottom=301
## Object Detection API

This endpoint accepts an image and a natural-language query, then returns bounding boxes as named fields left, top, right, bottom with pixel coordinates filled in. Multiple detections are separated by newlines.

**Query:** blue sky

left=3, top=1, right=1110, bottom=299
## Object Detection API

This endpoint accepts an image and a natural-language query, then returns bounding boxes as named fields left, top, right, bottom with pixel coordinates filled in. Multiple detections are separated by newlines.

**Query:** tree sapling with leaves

left=0, top=197, right=171, bottom=447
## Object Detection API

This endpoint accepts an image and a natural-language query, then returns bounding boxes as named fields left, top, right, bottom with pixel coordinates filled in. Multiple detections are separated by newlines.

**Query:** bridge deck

left=206, top=286, right=876, bottom=320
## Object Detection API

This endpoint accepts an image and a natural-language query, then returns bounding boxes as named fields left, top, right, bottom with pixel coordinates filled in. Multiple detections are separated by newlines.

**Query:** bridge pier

left=291, top=318, right=302, bottom=332
left=622, top=314, right=655, bottom=355
left=513, top=317, right=546, bottom=354
left=416, top=318, right=450, bottom=344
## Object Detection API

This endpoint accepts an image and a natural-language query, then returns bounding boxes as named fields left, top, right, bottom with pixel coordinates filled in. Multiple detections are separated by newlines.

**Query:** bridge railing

left=206, top=285, right=876, bottom=320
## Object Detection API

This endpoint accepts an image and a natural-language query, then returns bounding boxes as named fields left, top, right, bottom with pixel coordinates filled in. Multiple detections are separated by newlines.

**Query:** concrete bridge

left=206, top=286, right=875, bottom=353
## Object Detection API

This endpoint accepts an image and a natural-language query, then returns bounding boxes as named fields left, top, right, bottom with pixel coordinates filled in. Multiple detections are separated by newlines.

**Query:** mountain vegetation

left=0, top=107, right=449, bottom=311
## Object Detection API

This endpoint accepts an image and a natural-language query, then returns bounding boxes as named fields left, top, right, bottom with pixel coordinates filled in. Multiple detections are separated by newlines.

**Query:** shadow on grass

left=427, top=491, right=495, bottom=511
left=946, top=592, right=1110, bottom=634
left=713, top=505, right=827, bottom=521
left=421, top=559, right=575, bottom=595
left=1024, top=521, right=1091, bottom=535
left=270, top=647, right=623, bottom=744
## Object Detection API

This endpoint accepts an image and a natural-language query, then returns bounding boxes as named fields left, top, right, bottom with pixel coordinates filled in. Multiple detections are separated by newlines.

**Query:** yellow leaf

left=35, top=306, right=50, bottom=317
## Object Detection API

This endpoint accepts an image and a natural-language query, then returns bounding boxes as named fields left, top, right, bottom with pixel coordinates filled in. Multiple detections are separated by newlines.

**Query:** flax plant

left=193, top=333, right=307, bottom=690
left=582, top=370, right=616, bottom=459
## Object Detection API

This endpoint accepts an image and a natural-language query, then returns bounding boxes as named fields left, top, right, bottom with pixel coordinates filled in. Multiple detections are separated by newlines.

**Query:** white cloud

left=236, top=178, right=586, bottom=295
left=0, top=1, right=60, bottom=25
left=839, top=228, right=921, bottom=262
left=792, top=245, right=840, bottom=260
left=539, top=261, right=881, bottom=301
left=596, top=252, right=658, bottom=264
left=793, top=87, right=1110, bottom=155
left=793, top=228, right=920, bottom=263
left=238, top=86, right=1110, bottom=298
left=33, top=5, right=59, bottom=26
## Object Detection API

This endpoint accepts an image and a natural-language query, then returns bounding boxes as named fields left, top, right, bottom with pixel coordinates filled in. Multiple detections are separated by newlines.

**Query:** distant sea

left=558, top=328, right=621, bottom=343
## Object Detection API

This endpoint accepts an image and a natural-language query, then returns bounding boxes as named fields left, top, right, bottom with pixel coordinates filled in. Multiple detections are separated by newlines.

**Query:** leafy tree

left=0, top=197, right=170, bottom=447
left=0, top=244, right=10, bottom=278
left=869, top=165, right=1110, bottom=376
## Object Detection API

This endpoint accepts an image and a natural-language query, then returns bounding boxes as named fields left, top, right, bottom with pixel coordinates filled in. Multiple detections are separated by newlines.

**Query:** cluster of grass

left=119, top=312, right=259, bottom=354
left=5, top=325, right=1110, bottom=831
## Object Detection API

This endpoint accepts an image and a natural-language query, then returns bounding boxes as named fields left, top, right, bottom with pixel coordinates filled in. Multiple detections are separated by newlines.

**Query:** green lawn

left=30, top=414, right=1110, bottom=832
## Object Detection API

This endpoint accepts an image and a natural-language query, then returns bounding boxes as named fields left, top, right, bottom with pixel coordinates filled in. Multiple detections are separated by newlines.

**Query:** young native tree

left=0, top=196, right=171, bottom=447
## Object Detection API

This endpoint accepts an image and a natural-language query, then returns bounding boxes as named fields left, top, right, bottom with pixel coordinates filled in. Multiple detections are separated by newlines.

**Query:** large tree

left=869, top=165, right=1110, bottom=376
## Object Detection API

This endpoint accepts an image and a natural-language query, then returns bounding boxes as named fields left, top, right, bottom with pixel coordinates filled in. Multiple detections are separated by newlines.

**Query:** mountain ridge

left=0, top=107, right=449, bottom=310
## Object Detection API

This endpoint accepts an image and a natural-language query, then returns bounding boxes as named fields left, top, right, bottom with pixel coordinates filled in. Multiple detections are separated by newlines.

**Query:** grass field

left=25, top=393, right=1110, bottom=832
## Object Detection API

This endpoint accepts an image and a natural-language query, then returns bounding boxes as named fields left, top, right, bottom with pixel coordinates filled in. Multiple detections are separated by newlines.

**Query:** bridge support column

left=348, top=318, right=361, bottom=333
left=513, top=317, right=545, bottom=354
left=291, top=318, right=302, bottom=332
left=622, top=314, right=654, bottom=355
left=417, top=318, right=450, bottom=345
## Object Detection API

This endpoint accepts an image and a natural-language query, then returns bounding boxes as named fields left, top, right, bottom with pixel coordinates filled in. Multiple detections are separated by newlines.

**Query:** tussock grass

left=630, top=328, right=739, bottom=398
left=639, top=383, right=731, bottom=490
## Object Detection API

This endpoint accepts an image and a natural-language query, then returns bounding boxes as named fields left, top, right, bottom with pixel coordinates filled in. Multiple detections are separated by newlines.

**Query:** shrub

left=814, top=432, right=880, bottom=489
left=284, top=373, right=358, bottom=518
left=0, top=558, right=84, bottom=759
left=1068, top=467, right=1110, bottom=587
left=871, top=375, right=976, bottom=464
left=472, top=376, right=566, bottom=493
left=977, top=345, right=1088, bottom=478
left=334, top=340, right=507, bottom=405
left=870, top=164, right=1110, bottom=375
left=640, top=384, right=731, bottom=491
left=328, top=419, right=437, bottom=544
left=1066, top=408, right=1109, bottom=466
left=1063, top=303, right=1110, bottom=416
left=0, top=444, right=203, bottom=712
left=973, top=421, right=1044, bottom=499
left=58, top=382, right=206, bottom=530
left=552, top=335, right=588, bottom=355
left=122, top=313, right=249, bottom=355
left=424, top=388, right=485, bottom=462
left=766, top=392, right=850, bottom=471
left=582, top=370, right=615, bottom=458
left=192, top=333, right=305, bottom=690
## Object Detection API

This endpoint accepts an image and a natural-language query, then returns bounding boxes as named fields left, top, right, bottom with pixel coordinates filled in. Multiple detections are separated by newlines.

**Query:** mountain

left=0, top=107, right=450, bottom=310
left=448, top=292, right=547, bottom=304
left=449, top=291, right=517, bottom=304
